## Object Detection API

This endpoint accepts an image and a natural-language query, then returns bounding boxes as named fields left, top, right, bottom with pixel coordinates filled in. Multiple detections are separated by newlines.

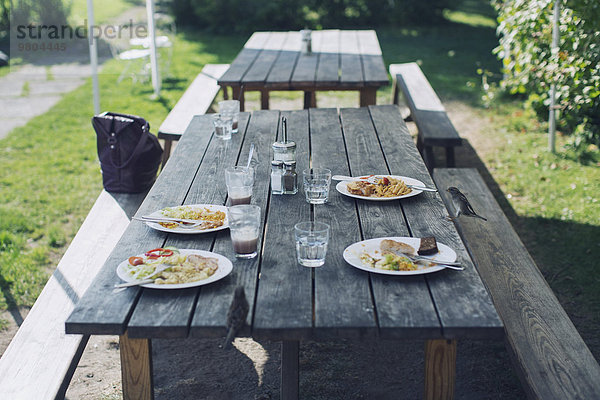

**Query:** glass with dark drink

left=228, top=205, right=261, bottom=259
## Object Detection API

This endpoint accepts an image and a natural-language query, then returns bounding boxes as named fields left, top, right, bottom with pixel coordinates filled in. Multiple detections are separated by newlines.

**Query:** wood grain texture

left=131, top=112, right=253, bottom=339
left=370, top=106, right=503, bottom=339
left=218, top=32, right=269, bottom=85
left=339, top=31, right=363, bottom=86
left=424, top=339, right=456, bottom=400
left=357, top=30, right=389, bottom=86
left=340, top=107, right=441, bottom=338
left=253, top=110, right=313, bottom=340
left=120, top=332, right=153, bottom=400
left=190, top=110, right=281, bottom=338
left=265, top=31, right=301, bottom=87
left=433, top=168, right=600, bottom=400
left=310, top=108, right=376, bottom=339
left=0, top=191, right=144, bottom=400
left=314, top=30, right=340, bottom=86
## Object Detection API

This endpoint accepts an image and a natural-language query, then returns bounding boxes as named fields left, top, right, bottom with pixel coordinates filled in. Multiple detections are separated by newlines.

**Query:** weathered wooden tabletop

left=66, top=105, right=502, bottom=399
left=218, top=30, right=390, bottom=110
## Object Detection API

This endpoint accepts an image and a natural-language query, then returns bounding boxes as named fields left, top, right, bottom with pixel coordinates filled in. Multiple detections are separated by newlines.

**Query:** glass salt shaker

left=271, top=160, right=284, bottom=195
left=272, top=140, right=296, bottom=162
left=282, top=161, right=298, bottom=195
left=273, top=116, right=296, bottom=162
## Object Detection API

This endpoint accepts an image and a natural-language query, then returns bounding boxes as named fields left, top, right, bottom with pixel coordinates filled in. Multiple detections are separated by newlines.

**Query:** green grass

left=69, top=0, right=137, bottom=25
left=0, top=30, right=243, bottom=310
left=475, top=102, right=600, bottom=351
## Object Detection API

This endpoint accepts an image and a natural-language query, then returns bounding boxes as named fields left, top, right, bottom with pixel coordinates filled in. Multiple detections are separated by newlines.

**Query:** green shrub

left=493, top=0, right=600, bottom=147
left=171, top=0, right=449, bottom=33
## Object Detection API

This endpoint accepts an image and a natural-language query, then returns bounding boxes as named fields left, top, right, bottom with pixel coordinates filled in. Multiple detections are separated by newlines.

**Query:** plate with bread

left=335, top=175, right=425, bottom=201
left=343, top=236, right=457, bottom=275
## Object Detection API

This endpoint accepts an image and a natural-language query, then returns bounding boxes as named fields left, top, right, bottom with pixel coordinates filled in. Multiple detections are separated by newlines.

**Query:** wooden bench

left=0, top=190, right=146, bottom=399
left=433, top=168, right=600, bottom=399
left=390, top=62, right=461, bottom=170
left=158, top=63, right=230, bottom=166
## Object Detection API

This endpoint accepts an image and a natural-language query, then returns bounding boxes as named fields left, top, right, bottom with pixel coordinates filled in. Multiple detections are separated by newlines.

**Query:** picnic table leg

left=222, top=85, right=229, bottom=100
left=445, top=147, right=456, bottom=167
left=261, top=89, right=270, bottom=109
left=303, top=91, right=316, bottom=109
left=120, top=332, right=154, bottom=400
left=232, top=86, right=246, bottom=111
left=424, top=339, right=456, bottom=400
left=360, top=88, right=377, bottom=107
left=281, top=340, right=299, bottom=400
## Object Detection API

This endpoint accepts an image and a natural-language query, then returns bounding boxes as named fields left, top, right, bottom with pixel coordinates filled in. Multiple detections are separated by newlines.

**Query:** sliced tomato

left=128, top=256, right=144, bottom=266
left=145, top=248, right=174, bottom=259
left=381, top=177, right=390, bottom=185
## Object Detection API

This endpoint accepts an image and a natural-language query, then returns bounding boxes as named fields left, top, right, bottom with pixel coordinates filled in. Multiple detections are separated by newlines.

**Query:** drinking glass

left=219, top=100, right=240, bottom=134
left=225, top=166, right=254, bottom=205
left=212, top=113, right=232, bottom=140
left=294, top=221, right=330, bottom=267
left=228, top=205, right=261, bottom=259
left=302, top=168, right=332, bottom=204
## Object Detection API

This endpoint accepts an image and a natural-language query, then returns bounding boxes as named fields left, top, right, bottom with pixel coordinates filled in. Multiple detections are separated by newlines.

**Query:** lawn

left=0, top=0, right=598, bottom=363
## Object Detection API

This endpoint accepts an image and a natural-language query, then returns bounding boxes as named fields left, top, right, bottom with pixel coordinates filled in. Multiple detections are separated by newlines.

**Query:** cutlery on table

left=405, top=254, right=464, bottom=270
left=133, top=216, right=203, bottom=229
left=113, top=264, right=172, bottom=293
left=331, top=175, right=438, bottom=192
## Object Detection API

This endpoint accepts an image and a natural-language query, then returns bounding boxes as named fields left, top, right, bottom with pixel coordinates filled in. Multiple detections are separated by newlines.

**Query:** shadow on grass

left=435, top=138, right=600, bottom=362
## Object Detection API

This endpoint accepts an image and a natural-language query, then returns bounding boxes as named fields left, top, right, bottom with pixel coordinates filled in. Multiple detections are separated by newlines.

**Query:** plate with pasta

left=145, top=204, right=228, bottom=234
left=335, top=175, right=425, bottom=201
left=116, top=248, right=233, bottom=289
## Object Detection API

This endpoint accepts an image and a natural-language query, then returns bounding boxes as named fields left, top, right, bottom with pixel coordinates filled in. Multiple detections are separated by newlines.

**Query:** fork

left=331, top=175, right=438, bottom=192
left=133, top=216, right=204, bottom=229
left=405, top=254, right=464, bottom=270
left=112, top=264, right=172, bottom=293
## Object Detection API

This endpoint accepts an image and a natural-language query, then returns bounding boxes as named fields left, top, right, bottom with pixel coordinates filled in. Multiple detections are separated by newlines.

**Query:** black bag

left=92, top=112, right=163, bottom=193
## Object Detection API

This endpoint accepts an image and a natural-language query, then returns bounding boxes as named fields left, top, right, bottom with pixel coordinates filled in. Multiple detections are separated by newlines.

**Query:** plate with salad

left=343, top=237, right=457, bottom=276
left=116, top=247, right=233, bottom=289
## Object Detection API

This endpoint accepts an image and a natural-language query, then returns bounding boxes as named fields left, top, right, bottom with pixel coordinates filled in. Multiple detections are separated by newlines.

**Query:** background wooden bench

left=390, top=62, right=461, bottom=170
left=0, top=190, right=145, bottom=399
left=158, top=63, right=230, bottom=166
left=433, top=167, right=600, bottom=399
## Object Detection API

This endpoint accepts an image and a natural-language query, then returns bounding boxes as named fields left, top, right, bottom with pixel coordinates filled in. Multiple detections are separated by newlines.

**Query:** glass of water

left=294, top=221, right=330, bottom=267
left=302, top=167, right=332, bottom=204
left=219, top=100, right=240, bottom=133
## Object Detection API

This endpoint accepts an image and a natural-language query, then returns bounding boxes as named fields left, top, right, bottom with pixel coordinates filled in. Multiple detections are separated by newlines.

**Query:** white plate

left=145, top=204, right=229, bottom=234
left=335, top=175, right=425, bottom=201
left=343, top=237, right=457, bottom=276
left=116, top=249, right=233, bottom=289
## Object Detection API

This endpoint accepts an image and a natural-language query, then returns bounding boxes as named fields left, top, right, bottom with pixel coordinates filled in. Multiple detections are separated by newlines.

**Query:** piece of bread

left=380, top=239, right=415, bottom=256
left=418, top=236, right=438, bottom=255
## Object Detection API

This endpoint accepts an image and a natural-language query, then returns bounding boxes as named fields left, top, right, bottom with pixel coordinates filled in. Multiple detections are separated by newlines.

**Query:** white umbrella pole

left=146, top=0, right=160, bottom=97
left=548, top=0, right=560, bottom=153
left=87, top=0, right=100, bottom=114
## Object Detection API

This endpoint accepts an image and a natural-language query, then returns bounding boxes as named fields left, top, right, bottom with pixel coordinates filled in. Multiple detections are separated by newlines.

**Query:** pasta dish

left=159, top=205, right=226, bottom=229
left=346, top=176, right=411, bottom=198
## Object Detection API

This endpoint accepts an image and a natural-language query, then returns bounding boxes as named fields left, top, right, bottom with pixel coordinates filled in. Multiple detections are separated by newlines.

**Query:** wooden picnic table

left=218, top=30, right=389, bottom=110
left=65, top=105, right=502, bottom=399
